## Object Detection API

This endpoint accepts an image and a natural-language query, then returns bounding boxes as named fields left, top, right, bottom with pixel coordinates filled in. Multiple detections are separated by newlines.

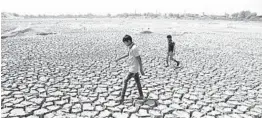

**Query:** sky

left=1, top=0, right=262, bottom=15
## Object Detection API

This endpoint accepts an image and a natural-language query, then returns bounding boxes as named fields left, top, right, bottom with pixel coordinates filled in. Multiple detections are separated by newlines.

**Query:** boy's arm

left=167, top=42, right=170, bottom=52
left=135, top=56, right=145, bottom=75
left=116, top=53, right=128, bottom=62
left=173, top=42, right=176, bottom=52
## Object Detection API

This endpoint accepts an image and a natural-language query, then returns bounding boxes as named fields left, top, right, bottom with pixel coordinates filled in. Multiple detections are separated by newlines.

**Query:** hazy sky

left=1, top=0, right=262, bottom=15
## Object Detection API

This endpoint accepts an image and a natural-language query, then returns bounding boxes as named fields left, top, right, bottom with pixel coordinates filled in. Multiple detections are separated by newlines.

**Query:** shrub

left=232, top=13, right=239, bottom=18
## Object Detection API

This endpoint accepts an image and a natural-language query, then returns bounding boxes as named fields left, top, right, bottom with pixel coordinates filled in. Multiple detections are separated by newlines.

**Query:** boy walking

left=115, top=35, right=144, bottom=104
left=166, top=35, right=180, bottom=67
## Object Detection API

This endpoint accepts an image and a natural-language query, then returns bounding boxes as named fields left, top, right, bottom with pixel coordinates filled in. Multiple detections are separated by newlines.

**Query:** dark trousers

left=121, top=72, right=143, bottom=100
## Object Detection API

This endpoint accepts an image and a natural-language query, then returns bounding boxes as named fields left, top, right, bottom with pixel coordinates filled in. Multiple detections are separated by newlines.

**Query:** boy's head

left=167, top=35, right=172, bottom=39
left=167, top=35, right=172, bottom=41
left=123, top=35, right=133, bottom=46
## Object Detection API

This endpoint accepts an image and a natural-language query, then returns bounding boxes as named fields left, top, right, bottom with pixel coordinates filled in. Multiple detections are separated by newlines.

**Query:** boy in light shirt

left=115, top=35, right=145, bottom=104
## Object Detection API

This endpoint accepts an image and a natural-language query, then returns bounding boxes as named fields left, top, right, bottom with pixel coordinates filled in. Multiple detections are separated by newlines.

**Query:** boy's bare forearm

left=117, top=54, right=128, bottom=61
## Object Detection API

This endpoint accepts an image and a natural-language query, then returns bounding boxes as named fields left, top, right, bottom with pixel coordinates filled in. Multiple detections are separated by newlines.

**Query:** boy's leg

left=166, top=53, right=170, bottom=66
left=170, top=53, right=180, bottom=66
left=120, top=73, right=134, bottom=102
left=134, top=73, right=144, bottom=98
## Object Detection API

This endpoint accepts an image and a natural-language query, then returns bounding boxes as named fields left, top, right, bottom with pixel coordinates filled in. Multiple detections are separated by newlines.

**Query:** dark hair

left=123, top=35, right=132, bottom=42
left=167, top=35, right=172, bottom=38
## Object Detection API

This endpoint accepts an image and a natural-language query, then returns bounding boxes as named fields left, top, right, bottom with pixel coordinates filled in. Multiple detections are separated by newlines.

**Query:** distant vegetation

left=113, top=11, right=261, bottom=21
left=2, top=10, right=262, bottom=21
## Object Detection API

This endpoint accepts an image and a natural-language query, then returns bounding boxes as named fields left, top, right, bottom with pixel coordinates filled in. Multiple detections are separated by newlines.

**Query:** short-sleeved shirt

left=128, top=44, right=140, bottom=73
left=168, top=41, right=175, bottom=52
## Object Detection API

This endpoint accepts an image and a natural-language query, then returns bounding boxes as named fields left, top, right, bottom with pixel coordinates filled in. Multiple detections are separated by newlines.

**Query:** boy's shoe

left=176, top=61, right=180, bottom=67
left=115, top=97, right=124, bottom=104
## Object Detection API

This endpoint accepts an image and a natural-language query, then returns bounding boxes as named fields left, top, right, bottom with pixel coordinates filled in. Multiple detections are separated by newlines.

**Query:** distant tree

left=230, top=11, right=258, bottom=20
left=238, top=10, right=251, bottom=19
left=174, top=14, right=180, bottom=18
left=185, top=13, right=198, bottom=17
left=163, top=13, right=167, bottom=18
left=107, top=13, right=111, bottom=17
left=168, top=13, right=173, bottom=18
left=231, top=12, right=239, bottom=18
left=116, top=13, right=129, bottom=18
left=83, top=13, right=95, bottom=18
left=142, top=12, right=159, bottom=18
left=246, top=12, right=257, bottom=19
left=13, top=13, right=19, bottom=17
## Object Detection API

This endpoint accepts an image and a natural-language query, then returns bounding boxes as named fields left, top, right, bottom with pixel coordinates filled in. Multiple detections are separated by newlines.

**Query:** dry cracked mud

left=1, top=19, right=262, bottom=118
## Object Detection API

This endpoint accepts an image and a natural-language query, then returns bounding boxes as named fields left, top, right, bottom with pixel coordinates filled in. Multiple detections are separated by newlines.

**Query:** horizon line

left=2, top=10, right=261, bottom=16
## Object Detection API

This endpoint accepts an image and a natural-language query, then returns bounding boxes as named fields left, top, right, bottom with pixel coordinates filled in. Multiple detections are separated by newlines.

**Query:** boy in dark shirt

left=166, top=35, right=180, bottom=67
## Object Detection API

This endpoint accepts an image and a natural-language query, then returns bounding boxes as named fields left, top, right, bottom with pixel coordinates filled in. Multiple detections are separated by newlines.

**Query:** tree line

left=2, top=10, right=262, bottom=21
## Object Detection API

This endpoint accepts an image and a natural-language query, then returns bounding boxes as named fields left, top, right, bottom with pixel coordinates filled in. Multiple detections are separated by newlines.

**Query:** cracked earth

left=1, top=19, right=262, bottom=118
